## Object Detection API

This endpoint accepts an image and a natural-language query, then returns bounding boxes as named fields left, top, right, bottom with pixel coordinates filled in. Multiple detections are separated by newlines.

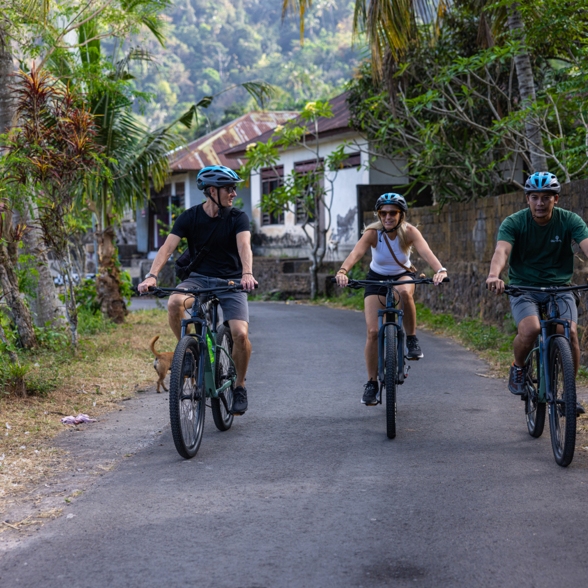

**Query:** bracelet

left=242, top=273, right=253, bottom=276
left=436, top=267, right=447, bottom=274
left=338, top=267, right=348, bottom=274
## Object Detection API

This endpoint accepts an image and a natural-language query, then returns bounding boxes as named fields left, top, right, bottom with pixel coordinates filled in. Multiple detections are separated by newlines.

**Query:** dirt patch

left=0, top=309, right=173, bottom=533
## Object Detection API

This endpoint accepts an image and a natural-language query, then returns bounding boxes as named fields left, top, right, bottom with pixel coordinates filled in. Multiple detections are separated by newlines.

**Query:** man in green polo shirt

left=486, top=172, right=588, bottom=403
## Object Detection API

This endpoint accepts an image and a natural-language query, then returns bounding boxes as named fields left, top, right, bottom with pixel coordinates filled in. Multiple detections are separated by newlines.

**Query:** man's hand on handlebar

left=138, top=276, right=157, bottom=294
left=335, top=272, right=349, bottom=288
left=241, top=273, right=258, bottom=293
left=486, top=275, right=505, bottom=295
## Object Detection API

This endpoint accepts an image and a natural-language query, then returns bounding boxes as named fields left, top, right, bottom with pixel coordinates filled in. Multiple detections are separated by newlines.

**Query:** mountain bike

left=332, top=275, right=449, bottom=439
left=148, top=281, right=250, bottom=459
left=504, top=284, right=588, bottom=467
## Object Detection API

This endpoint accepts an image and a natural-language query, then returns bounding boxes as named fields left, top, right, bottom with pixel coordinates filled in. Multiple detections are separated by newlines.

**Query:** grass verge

left=0, top=309, right=172, bottom=509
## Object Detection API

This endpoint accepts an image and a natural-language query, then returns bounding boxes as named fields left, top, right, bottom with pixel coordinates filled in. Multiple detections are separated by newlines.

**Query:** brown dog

left=150, top=336, right=174, bottom=393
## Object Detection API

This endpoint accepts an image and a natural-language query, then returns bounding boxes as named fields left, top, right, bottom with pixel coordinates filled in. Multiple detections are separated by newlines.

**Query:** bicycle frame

left=330, top=275, right=449, bottom=390
left=525, top=297, right=571, bottom=405
left=181, top=296, right=236, bottom=401
left=377, top=287, right=406, bottom=385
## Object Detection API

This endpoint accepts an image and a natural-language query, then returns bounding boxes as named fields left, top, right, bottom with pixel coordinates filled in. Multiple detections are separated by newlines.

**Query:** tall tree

left=505, top=3, right=547, bottom=171
left=286, top=0, right=548, bottom=173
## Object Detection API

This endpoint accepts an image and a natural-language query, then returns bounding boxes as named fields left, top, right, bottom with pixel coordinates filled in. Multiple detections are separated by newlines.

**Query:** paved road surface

left=1, top=302, right=588, bottom=587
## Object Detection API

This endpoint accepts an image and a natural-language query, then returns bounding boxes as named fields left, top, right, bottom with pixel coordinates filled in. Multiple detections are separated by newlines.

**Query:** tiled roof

left=223, top=92, right=354, bottom=159
left=170, top=111, right=298, bottom=172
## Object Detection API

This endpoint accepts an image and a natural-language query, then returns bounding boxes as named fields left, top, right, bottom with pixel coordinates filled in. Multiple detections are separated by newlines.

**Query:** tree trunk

left=0, top=243, right=38, bottom=350
left=19, top=197, right=67, bottom=328
left=59, top=250, right=79, bottom=349
left=0, top=320, right=26, bottom=396
left=507, top=4, right=548, bottom=172
left=0, top=23, right=14, bottom=138
left=96, top=225, right=128, bottom=323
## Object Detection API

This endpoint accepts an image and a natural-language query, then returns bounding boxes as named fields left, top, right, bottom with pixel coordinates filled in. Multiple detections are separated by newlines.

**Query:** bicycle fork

left=377, top=308, right=407, bottom=386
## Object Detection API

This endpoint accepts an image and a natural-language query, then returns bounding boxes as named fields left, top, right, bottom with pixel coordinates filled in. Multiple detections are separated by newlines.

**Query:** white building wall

left=251, top=134, right=377, bottom=259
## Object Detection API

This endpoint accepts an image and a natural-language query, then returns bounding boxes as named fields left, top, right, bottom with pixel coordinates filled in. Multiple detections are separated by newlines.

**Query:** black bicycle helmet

left=196, top=165, right=244, bottom=191
left=375, top=193, right=408, bottom=213
left=524, top=172, right=560, bottom=194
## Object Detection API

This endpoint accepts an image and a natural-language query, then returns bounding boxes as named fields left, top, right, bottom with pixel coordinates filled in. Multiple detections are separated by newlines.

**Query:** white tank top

left=370, top=231, right=411, bottom=275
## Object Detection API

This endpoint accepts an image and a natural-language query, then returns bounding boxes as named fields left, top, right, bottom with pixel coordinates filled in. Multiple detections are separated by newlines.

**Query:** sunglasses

left=379, top=210, right=401, bottom=218
left=223, top=185, right=237, bottom=193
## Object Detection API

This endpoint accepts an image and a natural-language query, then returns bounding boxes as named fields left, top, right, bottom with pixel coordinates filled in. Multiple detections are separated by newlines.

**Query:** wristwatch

left=436, top=267, right=447, bottom=274
left=145, top=272, right=157, bottom=280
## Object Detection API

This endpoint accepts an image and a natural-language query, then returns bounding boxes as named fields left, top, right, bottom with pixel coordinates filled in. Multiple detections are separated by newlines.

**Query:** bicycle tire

left=525, top=340, right=546, bottom=438
left=169, top=336, right=205, bottom=459
left=385, top=325, right=397, bottom=440
left=548, top=337, right=576, bottom=467
left=211, top=324, right=235, bottom=431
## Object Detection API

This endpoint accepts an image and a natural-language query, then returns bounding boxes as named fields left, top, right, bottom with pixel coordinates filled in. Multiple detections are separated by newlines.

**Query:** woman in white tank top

left=334, top=194, right=448, bottom=405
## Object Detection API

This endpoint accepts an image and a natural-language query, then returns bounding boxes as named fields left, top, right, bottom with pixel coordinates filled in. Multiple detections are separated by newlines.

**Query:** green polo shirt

left=497, top=207, right=588, bottom=286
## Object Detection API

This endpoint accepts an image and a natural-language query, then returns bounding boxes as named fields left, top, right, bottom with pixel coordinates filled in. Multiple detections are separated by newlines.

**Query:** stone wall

left=408, top=179, right=588, bottom=360
left=254, top=258, right=340, bottom=297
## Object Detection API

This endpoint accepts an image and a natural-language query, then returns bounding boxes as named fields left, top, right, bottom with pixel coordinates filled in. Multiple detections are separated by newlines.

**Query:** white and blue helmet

left=375, top=193, right=408, bottom=213
left=197, top=165, right=243, bottom=191
left=524, top=172, right=560, bottom=194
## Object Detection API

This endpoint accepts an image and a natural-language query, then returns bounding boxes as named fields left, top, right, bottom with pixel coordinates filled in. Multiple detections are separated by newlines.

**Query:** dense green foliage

left=346, top=0, right=588, bottom=204
left=128, top=0, right=364, bottom=135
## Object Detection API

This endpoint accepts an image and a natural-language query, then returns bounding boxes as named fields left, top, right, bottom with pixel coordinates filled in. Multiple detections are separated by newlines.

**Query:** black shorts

left=363, top=269, right=417, bottom=299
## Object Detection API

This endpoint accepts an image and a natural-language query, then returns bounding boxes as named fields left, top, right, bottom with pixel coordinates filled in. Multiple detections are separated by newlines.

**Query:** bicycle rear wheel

left=385, top=325, right=398, bottom=439
left=169, top=336, right=205, bottom=459
left=525, top=340, right=546, bottom=438
left=548, top=337, right=576, bottom=467
left=211, top=324, right=235, bottom=431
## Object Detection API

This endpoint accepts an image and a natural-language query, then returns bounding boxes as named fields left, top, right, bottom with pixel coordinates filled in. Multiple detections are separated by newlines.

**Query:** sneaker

left=182, top=352, right=194, bottom=378
left=406, top=336, right=424, bottom=360
left=361, top=380, right=379, bottom=405
left=577, top=402, right=586, bottom=416
left=508, top=363, right=526, bottom=395
left=231, top=386, right=248, bottom=415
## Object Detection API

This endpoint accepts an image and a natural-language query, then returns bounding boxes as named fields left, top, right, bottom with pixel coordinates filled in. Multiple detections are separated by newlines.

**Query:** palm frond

left=282, top=0, right=313, bottom=44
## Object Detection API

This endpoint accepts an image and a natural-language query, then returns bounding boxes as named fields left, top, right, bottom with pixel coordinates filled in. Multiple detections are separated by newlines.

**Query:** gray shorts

left=510, top=291, right=577, bottom=326
left=176, top=273, right=249, bottom=323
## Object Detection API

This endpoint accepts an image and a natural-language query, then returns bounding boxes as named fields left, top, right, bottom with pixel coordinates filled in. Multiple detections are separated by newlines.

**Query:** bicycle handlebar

left=503, top=283, right=588, bottom=297
left=330, top=276, right=450, bottom=289
left=142, top=282, right=258, bottom=298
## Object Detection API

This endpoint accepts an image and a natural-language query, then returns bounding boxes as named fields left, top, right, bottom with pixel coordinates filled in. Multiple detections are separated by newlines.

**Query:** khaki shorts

left=510, top=291, right=577, bottom=326
left=176, top=273, right=249, bottom=323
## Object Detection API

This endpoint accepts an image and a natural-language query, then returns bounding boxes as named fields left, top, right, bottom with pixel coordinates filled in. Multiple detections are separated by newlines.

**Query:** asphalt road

left=2, top=302, right=588, bottom=588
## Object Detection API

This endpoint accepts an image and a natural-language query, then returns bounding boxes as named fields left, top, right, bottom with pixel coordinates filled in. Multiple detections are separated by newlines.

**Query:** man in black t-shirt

left=138, top=165, right=258, bottom=415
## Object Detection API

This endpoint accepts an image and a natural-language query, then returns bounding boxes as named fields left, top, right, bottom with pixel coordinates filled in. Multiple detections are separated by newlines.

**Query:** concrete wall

left=251, top=135, right=410, bottom=260
left=250, top=135, right=366, bottom=259
left=407, top=179, right=588, bottom=359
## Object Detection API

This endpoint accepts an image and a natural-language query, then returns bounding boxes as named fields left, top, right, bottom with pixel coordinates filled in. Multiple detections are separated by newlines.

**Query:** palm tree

left=78, top=30, right=273, bottom=322
left=284, top=0, right=547, bottom=172
left=78, top=35, right=186, bottom=323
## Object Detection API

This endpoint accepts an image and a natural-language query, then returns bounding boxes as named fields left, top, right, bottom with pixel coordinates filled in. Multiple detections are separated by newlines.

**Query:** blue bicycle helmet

left=375, top=193, right=408, bottom=213
left=197, top=165, right=244, bottom=191
left=524, top=172, right=560, bottom=194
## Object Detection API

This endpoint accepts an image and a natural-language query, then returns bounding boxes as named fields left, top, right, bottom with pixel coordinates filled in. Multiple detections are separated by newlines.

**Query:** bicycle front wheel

left=211, top=324, right=235, bottom=432
left=385, top=325, right=398, bottom=439
left=525, top=340, right=546, bottom=438
left=169, top=336, right=205, bottom=459
left=548, top=337, right=576, bottom=467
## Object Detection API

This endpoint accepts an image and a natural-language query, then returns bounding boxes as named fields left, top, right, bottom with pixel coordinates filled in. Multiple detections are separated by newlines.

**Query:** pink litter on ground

left=60, top=414, right=97, bottom=425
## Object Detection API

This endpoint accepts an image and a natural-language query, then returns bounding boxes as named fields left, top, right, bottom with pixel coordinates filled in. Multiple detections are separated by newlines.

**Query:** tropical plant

left=5, top=66, right=103, bottom=348
left=286, top=0, right=554, bottom=173
left=345, top=0, right=588, bottom=203
left=241, top=100, right=351, bottom=297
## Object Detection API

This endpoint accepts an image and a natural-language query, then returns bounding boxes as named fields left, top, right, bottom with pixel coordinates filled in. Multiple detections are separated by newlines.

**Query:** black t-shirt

left=170, top=204, right=250, bottom=279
